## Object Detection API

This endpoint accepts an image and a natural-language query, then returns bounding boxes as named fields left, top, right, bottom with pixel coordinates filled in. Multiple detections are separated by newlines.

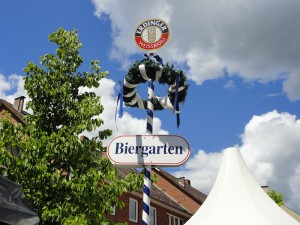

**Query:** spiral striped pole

left=142, top=80, right=154, bottom=225
left=146, top=79, right=154, bottom=134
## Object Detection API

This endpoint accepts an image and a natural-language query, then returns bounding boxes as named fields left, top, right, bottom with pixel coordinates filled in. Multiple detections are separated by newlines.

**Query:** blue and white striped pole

left=146, top=80, right=154, bottom=133
left=142, top=80, right=154, bottom=225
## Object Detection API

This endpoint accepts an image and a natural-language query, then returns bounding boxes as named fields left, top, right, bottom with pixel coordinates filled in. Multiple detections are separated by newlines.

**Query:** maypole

left=136, top=19, right=169, bottom=225
left=108, top=18, right=190, bottom=225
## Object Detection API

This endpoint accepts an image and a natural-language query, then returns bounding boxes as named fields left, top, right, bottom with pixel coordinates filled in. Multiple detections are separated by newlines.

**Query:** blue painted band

left=147, top=110, right=153, bottom=117
left=143, top=202, right=150, bottom=213
left=147, top=123, right=153, bottom=132
left=144, top=168, right=151, bottom=177
left=144, top=185, right=150, bottom=196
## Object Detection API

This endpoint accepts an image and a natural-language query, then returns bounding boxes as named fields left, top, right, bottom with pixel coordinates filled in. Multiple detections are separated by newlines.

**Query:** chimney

left=184, top=178, right=191, bottom=186
left=80, top=135, right=89, bottom=141
left=261, top=185, right=269, bottom=193
left=14, top=96, right=26, bottom=112
left=178, top=177, right=191, bottom=186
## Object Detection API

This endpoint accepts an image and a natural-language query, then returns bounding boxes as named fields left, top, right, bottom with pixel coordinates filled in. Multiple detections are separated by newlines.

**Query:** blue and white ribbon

left=146, top=80, right=154, bottom=133
left=118, top=80, right=124, bottom=118
left=123, top=65, right=183, bottom=113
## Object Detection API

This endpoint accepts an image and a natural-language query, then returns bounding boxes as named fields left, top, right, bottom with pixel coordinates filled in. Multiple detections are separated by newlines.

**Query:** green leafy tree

left=0, top=28, right=143, bottom=224
left=268, top=189, right=284, bottom=206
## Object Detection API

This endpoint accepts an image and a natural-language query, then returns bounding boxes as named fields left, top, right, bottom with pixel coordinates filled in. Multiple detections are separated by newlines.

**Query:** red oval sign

left=134, top=18, right=170, bottom=51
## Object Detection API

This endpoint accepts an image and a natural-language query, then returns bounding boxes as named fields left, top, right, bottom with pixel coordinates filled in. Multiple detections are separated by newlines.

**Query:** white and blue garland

left=118, top=55, right=189, bottom=127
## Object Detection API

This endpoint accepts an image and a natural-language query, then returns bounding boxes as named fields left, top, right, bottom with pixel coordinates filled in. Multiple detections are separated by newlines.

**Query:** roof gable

left=117, top=167, right=191, bottom=214
left=153, top=168, right=207, bottom=204
left=0, top=99, right=27, bottom=125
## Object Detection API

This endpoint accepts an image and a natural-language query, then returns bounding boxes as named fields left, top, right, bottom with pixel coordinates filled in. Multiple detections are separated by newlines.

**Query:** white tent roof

left=185, top=148, right=299, bottom=225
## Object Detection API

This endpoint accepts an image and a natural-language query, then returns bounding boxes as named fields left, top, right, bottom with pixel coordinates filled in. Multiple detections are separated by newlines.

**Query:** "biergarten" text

left=115, top=142, right=183, bottom=157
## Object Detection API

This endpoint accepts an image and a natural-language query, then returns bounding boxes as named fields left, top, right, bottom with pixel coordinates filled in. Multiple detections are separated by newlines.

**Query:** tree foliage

left=268, top=189, right=284, bottom=206
left=0, top=28, right=143, bottom=224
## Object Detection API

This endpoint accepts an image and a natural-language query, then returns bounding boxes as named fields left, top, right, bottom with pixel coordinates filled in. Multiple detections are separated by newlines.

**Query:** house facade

left=106, top=175, right=193, bottom=224
left=102, top=166, right=207, bottom=224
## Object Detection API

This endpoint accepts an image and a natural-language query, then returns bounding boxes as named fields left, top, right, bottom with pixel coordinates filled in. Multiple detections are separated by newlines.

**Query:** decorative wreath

left=121, top=56, right=189, bottom=113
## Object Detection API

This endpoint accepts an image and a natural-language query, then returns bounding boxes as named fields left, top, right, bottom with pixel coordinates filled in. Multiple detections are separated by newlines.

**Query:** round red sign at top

left=134, top=18, right=170, bottom=51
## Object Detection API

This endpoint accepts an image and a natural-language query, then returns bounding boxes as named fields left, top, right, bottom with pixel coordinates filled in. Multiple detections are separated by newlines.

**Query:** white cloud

left=91, top=0, right=300, bottom=100
left=174, top=110, right=300, bottom=213
left=175, top=149, right=224, bottom=192
left=283, top=72, right=300, bottom=101
left=0, top=73, right=29, bottom=107
left=223, top=80, right=236, bottom=90
left=240, top=110, right=300, bottom=212
left=0, top=74, right=11, bottom=95
left=81, top=78, right=168, bottom=145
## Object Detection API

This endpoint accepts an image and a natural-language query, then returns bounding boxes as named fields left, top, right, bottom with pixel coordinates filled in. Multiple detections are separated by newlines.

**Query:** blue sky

left=1, top=0, right=300, bottom=213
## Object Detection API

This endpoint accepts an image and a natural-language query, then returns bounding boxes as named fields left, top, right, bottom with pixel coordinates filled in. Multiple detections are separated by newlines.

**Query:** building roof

left=0, top=99, right=28, bottom=125
left=117, top=167, right=192, bottom=214
left=153, top=168, right=207, bottom=205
